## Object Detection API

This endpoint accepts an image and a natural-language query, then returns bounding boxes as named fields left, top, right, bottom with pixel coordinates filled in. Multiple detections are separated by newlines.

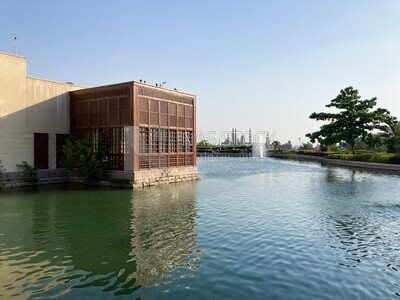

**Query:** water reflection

left=314, top=166, right=400, bottom=293
left=3, top=159, right=400, bottom=299
left=131, top=181, right=201, bottom=287
left=325, top=214, right=383, bottom=267
left=0, top=182, right=200, bottom=298
left=324, top=167, right=357, bottom=183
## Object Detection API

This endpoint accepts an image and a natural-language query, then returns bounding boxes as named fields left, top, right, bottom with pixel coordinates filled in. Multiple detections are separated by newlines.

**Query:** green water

left=1, top=157, right=400, bottom=299
left=0, top=183, right=199, bottom=299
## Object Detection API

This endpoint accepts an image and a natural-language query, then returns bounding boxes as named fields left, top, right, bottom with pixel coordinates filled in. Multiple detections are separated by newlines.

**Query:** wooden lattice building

left=69, top=81, right=198, bottom=187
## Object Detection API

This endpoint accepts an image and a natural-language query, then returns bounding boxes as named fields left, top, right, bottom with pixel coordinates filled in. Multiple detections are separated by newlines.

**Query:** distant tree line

left=197, top=140, right=252, bottom=154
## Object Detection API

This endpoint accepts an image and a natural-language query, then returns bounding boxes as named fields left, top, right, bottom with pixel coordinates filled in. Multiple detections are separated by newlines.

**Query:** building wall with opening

left=0, top=52, right=83, bottom=172
left=69, top=82, right=134, bottom=170
left=134, top=83, right=196, bottom=172
left=70, top=82, right=197, bottom=178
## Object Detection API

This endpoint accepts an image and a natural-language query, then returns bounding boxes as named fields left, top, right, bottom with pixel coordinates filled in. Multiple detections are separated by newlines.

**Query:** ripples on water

left=0, top=184, right=200, bottom=299
left=1, top=157, right=400, bottom=299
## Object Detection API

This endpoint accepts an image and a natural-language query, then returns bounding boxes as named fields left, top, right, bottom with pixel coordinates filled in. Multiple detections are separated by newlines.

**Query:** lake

left=1, top=157, right=400, bottom=299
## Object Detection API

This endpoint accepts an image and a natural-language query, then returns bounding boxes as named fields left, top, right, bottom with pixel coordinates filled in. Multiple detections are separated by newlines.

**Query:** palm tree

left=378, top=116, right=400, bottom=153
left=386, top=122, right=400, bottom=153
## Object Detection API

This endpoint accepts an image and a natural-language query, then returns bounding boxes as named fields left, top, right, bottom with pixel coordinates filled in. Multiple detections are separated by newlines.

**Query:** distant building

left=281, top=140, right=292, bottom=150
left=240, top=134, right=245, bottom=145
left=249, top=128, right=252, bottom=145
left=224, top=128, right=253, bottom=146
left=221, top=137, right=231, bottom=146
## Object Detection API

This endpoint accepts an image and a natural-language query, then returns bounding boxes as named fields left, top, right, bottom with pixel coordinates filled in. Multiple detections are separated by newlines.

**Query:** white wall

left=0, top=52, right=83, bottom=171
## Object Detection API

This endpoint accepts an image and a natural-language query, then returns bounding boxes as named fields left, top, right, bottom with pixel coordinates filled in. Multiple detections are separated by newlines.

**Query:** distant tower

left=249, top=128, right=252, bottom=144
left=231, top=128, right=235, bottom=146
left=266, top=132, right=270, bottom=147
left=240, top=134, right=245, bottom=145
left=234, top=129, right=238, bottom=146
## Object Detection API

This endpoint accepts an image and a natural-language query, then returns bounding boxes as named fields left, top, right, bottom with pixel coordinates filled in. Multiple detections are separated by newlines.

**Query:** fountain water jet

left=252, top=134, right=267, bottom=158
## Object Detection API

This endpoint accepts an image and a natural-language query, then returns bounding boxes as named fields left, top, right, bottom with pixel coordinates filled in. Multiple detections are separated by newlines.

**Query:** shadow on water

left=0, top=181, right=200, bottom=298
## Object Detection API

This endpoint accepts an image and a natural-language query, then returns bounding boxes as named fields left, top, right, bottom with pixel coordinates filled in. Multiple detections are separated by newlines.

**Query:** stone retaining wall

left=1, top=167, right=200, bottom=189
left=131, top=166, right=200, bottom=188
left=1, top=168, right=69, bottom=188
left=268, top=153, right=400, bottom=174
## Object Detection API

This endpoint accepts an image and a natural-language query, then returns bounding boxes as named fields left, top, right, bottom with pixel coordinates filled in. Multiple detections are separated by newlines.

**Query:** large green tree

left=306, top=87, right=393, bottom=154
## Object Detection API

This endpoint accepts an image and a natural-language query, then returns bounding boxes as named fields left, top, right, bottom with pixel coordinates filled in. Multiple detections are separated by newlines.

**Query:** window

left=91, top=129, right=99, bottom=151
left=139, top=127, right=149, bottom=153
left=150, top=128, right=159, bottom=153
left=109, top=127, right=120, bottom=154
left=185, top=131, right=193, bottom=152
left=122, top=127, right=130, bottom=154
left=160, top=129, right=168, bottom=153
left=169, top=130, right=177, bottom=152
left=178, top=130, right=185, bottom=152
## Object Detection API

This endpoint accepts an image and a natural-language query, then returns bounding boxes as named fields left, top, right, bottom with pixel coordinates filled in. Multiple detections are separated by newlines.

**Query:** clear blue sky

left=1, top=0, right=400, bottom=145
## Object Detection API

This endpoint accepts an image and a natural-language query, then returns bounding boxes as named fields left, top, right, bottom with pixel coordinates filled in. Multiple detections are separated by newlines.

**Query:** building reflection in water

left=0, top=182, right=200, bottom=298
left=130, top=180, right=201, bottom=287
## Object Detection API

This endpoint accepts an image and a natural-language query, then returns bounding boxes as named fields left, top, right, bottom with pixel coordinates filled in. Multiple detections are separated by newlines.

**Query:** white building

left=0, top=52, right=83, bottom=172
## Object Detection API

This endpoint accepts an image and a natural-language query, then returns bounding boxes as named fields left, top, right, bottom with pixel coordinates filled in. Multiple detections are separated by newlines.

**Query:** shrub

left=295, top=150, right=326, bottom=157
left=0, top=159, right=5, bottom=189
left=327, top=152, right=394, bottom=164
left=353, top=153, right=373, bottom=162
left=299, top=142, right=313, bottom=151
left=62, top=135, right=111, bottom=183
left=326, top=153, right=342, bottom=160
left=388, top=156, right=400, bottom=165
left=320, top=144, right=339, bottom=152
left=16, top=161, right=39, bottom=183
left=370, top=153, right=391, bottom=164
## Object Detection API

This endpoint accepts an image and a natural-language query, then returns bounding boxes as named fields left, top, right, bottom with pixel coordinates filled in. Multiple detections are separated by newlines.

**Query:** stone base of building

left=1, top=169, right=69, bottom=189
left=108, top=166, right=199, bottom=188
left=1, top=167, right=199, bottom=189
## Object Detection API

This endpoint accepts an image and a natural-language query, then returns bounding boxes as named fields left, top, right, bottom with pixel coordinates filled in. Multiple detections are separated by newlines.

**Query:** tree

left=306, top=87, right=393, bottom=154
left=272, top=141, right=281, bottom=151
left=299, top=142, right=313, bottom=151
left=197, top=140, right=212, bottom=147
left=16, top=161, right=38, bottom=183
left=364, top=133, right=384, bottom=150
left=62, top=135, right=111, bottom=183
left=197, top=139, right=215, bottom=153
left=385, top=122, right=400, bottom=153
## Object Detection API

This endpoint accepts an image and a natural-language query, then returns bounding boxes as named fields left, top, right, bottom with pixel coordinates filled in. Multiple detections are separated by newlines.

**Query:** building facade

left=0, top=52, right=82, bottom=172
left=69, top=82, right=197, bottom=186
left=0, top=52, right=198, bottom=187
